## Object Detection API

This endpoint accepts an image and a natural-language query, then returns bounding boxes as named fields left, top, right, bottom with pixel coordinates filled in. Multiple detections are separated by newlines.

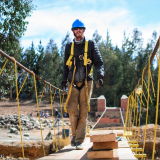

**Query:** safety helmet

left=71, top=19, right=86, bottom=30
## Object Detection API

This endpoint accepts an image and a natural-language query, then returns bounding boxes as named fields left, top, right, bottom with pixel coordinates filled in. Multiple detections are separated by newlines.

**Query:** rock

left=7, top=124, right=11, bottom=129
left=15, top=130, right=19, bottom=135
left=156, top=129, right=160, bottom=137
left=10, top=127, right=17, bottom=133
left=23, top=133, right=30, bottom=137
left=0, top=115, right=5, bottom=120
left=38, top=126, right=44, bottom=130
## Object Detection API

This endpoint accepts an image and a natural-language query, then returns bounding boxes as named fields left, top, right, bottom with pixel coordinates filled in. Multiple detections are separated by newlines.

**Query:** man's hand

left=62, top=81, right=67, bottom=91
left=96, top=79, right=103, bottom=88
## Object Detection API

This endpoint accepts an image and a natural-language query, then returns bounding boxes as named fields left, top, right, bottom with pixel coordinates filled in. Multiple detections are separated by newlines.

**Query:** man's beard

left=74, top=32, right=83, bottom=40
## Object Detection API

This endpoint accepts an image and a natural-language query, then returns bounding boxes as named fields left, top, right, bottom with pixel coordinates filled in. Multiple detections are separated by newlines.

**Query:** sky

left=20, top=0, right=160, bottom=52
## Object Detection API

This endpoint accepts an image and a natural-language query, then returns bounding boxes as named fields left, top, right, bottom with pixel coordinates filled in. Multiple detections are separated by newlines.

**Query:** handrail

left=138, top=36, right=160, bottom=86
left=0, top=49, right=67, bottom=93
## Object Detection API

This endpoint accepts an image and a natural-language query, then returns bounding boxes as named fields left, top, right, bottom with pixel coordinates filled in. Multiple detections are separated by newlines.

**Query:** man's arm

left=62, top=44, right=70, bottom=89
left=91, top=40, right=104, bottom=80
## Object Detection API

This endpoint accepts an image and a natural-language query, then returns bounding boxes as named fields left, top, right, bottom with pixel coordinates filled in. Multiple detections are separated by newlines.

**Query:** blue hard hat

left=71, top=19, right=86, bottom=30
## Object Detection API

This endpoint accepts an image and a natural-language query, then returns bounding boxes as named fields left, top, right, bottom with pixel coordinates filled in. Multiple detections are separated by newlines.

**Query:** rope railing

left=0, top=49, right=67, bottom=93
left=123, top=36, right=160, bottom=159
left=1, top=35, right=160, bottom=159
left=0, top=50, right=68, bottom=159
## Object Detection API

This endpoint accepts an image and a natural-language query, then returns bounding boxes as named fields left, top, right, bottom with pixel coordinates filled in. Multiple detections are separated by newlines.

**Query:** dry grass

left=51, top=137, right=70, bottom=152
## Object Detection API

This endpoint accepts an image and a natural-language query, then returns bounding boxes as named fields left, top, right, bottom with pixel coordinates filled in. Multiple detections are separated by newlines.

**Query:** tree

left=60, top=32, right=71, bottom=57
left=0, top=0, right=35, bottom=55
left=0, top=0, right=35, bottom=99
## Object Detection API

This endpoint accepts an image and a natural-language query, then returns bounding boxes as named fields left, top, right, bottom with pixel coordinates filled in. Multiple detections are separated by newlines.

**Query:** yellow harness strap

left=84, top=41, right=88, bottom=66
left=66, top=42, right=74, bottom=68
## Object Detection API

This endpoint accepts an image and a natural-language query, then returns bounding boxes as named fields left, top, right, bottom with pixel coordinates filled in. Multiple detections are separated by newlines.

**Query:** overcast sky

left=20, top=0, right=160, bottom=51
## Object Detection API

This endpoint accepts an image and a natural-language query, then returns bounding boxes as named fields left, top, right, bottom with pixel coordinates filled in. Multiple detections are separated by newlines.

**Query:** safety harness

left=64, top=40, right=92, bottom=112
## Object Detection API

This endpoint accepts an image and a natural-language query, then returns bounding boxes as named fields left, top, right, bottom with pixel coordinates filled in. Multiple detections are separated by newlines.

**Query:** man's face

left=73, top=27, right=85, bottom=40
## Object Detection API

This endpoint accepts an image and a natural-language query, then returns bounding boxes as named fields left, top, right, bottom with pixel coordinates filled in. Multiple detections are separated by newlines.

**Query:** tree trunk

left=10, top=85, right=12, bottom=100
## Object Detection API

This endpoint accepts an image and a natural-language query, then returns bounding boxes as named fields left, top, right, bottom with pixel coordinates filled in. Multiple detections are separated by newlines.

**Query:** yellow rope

left=38, top=84, right=46, bottom=105
left=143, top=79, right=153, bottom=103
left=59, top=90, right=67, bottom=145
left=17, top=73, right=29, bottom=98
left=129, top=98, right=132, bottom=132
left=137, top=76, right=144, bottom=144
left=64, top=65, right=76, bottom=112
left=135, top=95, right=139, bottom=142
left=156, top=53, right=159, bottom=62
left=0, top=59, right=8, bottom=75
left=131, top=92, right=136, bottom=142
left=13, top=58, right=25, bottom=160
left=149, top=70, right=156, bottom=98
left=124, top=95, right=131, bottom=132
left=152, top=38, right=160, bottom=160
left=32, top=72, right=45, bottom=156
left=85, top=66, right=90, bottom=112
left=142, top=54, right=151, bottom=159
left=142, top=89, right=148, bottom=104
left=50, top=88, right=58, bottom=151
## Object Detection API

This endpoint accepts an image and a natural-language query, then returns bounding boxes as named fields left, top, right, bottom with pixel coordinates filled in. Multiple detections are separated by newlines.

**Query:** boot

left=71, top=136, right=76, bottom=146
left=76, top=142, right=83, bottom=150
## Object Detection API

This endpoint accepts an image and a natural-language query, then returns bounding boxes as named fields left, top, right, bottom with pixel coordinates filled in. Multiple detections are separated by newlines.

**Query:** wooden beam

left=90, top=133, right=116, bottom=142
left=93, top=141, right=118, bottom=150
left=87, top=148, right=118, bottom=159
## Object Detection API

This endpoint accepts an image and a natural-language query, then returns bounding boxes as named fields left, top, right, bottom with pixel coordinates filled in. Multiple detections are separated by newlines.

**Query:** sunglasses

left=73, top=27, right=85, bottom=31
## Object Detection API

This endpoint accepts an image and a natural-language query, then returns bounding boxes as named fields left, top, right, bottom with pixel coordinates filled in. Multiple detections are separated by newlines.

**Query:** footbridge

left=0, top=36, right=160, bottom=159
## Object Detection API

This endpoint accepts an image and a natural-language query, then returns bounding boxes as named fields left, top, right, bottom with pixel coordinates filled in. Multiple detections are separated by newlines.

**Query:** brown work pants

left=68, top=80, right=93, bottom=143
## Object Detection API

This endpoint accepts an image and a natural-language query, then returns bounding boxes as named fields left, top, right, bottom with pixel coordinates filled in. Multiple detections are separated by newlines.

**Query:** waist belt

left=73, top=82, right=85, bottom=91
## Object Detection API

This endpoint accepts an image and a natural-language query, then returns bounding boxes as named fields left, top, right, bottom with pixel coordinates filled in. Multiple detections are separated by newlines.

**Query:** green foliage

left=0, top=0, right=35, bottom=99
left=0, top=7, right=159, bottom=126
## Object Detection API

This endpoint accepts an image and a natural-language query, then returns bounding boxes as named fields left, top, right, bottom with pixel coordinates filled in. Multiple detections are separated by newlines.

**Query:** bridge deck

left=38, top=130, right=137, bottom=160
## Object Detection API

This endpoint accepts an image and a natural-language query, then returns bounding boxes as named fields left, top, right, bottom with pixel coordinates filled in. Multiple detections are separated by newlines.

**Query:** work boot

left=71, top=136, right=76, bottom=146
left=76, top=142, right=83, bottom=150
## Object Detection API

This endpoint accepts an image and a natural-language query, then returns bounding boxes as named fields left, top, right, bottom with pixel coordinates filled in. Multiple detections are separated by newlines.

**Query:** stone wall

left=95, top=123, right=124, bottom=128
left=96, top=116, right=120, bottom=123
left=95, top=111, right=126, bottom=123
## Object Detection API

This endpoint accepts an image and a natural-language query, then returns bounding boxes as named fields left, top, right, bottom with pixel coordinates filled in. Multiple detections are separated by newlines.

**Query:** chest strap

left=66, top=42, right=74, bottom=68
left=66, top=41, right=90, bottom=67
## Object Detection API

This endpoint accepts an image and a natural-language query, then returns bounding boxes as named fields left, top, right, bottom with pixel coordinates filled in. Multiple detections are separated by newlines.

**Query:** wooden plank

left=131, top=148, right=143, bottom=152
left=117, top=148, right=137, bottom=159
left=38, top=137, right=93, bottom=160
left=88, top=130, right=124, bottom=137
left=90, top=133, right=116, bottom=142
left=118, top=140, right=129, bottom=148
left=94, top=158, right=119, bottom=160
left=87, top=148, right=118, bottom=159
left=93, top=141, right=118, bottom=150
left=129, top=144, right=139, bottom=147
left=134, top=153, right=147, bottom=158
left=123, top=131, right=132, bottom=137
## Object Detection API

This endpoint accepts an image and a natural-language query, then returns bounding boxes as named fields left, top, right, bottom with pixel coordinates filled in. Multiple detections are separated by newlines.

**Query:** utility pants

left=68, top=80, right=93, bottom=143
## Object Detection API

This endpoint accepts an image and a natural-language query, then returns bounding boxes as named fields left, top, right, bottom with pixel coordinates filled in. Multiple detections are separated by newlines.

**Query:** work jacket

left=62, top=37, right=104, bottom=83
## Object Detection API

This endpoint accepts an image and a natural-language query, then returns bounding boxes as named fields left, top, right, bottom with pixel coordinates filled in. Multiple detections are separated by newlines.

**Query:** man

left=62, top=19, right=104, bottom=150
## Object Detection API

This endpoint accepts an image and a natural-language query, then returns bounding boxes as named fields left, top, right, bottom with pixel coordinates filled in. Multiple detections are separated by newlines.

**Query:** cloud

left=20, top=4, right=160, bottom=51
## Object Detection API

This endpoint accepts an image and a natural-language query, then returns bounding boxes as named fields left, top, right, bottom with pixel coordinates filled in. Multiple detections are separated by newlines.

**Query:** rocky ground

left=0, top=100, right=71, bottom=159
left=0, top=100, right=160, bottom=159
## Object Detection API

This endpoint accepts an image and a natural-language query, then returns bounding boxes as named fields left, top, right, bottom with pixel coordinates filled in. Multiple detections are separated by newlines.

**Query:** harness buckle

left=79, top=55, right=84, bottom=60
left=87, top=59, right=92, bottom=65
